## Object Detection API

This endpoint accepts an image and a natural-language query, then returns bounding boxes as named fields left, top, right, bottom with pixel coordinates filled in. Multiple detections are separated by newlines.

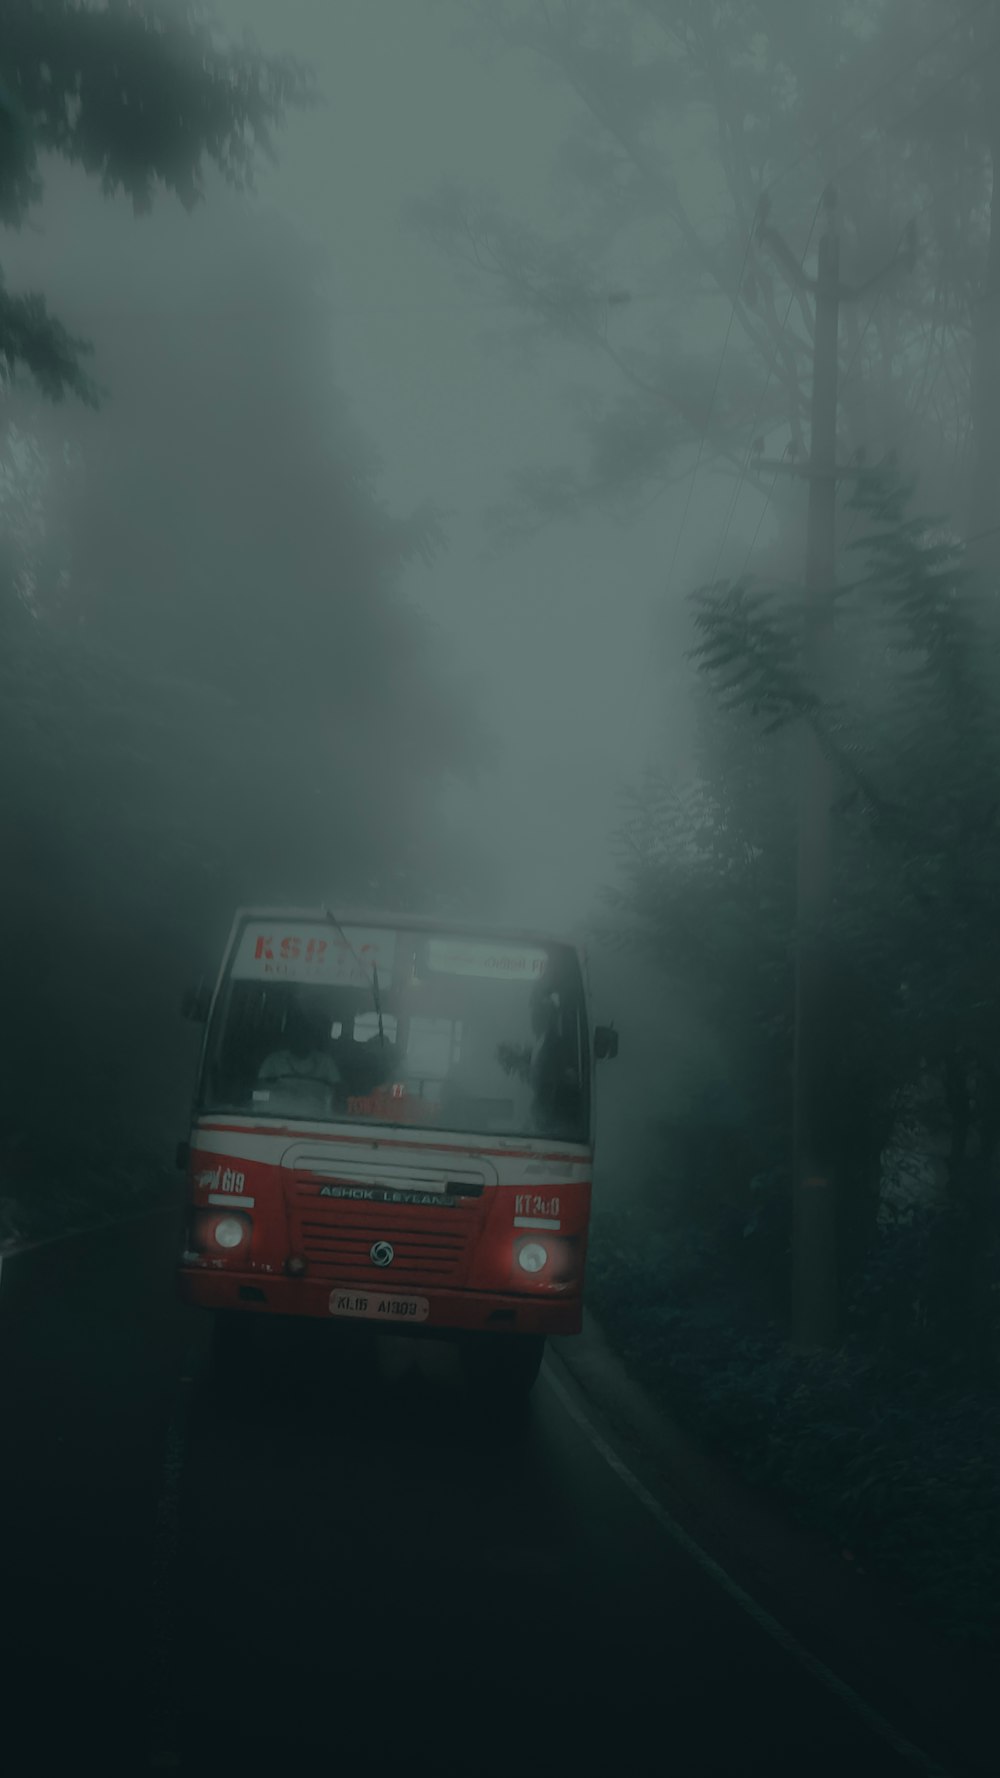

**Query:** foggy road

left=0, top=1214, right=979, bottom=1778
left=6, top=8, right=1000, bottom=1774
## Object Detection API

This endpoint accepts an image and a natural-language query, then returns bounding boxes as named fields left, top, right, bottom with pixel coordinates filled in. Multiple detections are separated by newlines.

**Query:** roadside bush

left=587, top=1202, right=1000, bottom=1643
left=846, top=1178, right=1000, bottom=1379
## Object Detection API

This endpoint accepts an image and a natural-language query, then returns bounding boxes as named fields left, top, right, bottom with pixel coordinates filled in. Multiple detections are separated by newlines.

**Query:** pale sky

left=204, top=1, right=734, bottom=931
left=11, top=1, right=740, bottom=935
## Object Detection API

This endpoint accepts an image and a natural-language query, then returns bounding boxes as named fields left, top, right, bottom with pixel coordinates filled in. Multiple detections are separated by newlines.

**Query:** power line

left=661, top=225, right=759, bottom=598
left=309, top=20, right=997, bottom=341
left=582, top=7, right=998, bottom=769
left=657, top=23, right=993, bottom=606
left=738, top=446, right=787, bottom=583
left=841, top=288, right=887, bottom=389
left=767, top=0, right=994, bottom=199
left=710, top=198, right=826, bottom=585
left=623, top=217, right=762, bottom=758
left=737, top=226, right=906, bottom=582
left=724, top=22, right=998, bottom=587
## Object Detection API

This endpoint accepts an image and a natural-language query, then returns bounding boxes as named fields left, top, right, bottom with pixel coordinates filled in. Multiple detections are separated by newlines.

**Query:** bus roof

left=228, top=906, right=585, bottom=955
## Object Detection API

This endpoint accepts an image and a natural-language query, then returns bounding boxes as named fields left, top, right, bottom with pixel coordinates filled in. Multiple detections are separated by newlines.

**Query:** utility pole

left=756, top=188, right=916, bottom=1349
left=968, top=10, right=1000, bottom=574
left=793, top=195, right=840, bottom=1350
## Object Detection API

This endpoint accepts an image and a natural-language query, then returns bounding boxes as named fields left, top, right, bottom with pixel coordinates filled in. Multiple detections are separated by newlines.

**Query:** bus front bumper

left=176, top=1267, right=582, bottom=1337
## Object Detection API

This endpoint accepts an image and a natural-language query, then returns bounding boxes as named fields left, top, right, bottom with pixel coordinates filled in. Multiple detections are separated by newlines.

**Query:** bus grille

left=290, top=1198, right=478, bottom=1283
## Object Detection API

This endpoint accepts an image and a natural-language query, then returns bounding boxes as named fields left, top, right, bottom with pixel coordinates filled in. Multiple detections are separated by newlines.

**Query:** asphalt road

left=0, top=1213, right=983, bottom=1776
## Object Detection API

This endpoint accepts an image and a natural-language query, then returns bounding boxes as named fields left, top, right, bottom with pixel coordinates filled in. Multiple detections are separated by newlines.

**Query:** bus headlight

left=511, top=1234, right=581, bottom=1289
left=516, top=1240, right=549, bottom=1274
left=192, top=1209, right=252, bottom=1257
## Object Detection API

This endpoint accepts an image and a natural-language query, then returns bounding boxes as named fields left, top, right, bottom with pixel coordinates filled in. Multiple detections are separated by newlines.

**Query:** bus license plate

left=329, top=1288, right=430, bottom=1323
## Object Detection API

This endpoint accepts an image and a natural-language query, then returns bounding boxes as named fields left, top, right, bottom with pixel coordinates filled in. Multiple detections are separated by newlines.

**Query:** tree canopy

left=413, top=4, right=1000, bottom=1350
left=0, top=0, right=315, bottom=402
left=0, top=8, right=483, bottom=1214
left=415, top=2, right=997, bottom=558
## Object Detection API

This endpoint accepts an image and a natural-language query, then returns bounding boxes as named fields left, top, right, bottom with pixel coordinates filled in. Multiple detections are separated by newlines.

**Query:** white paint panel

left=279, top=1141, right=498, bottom=1186
left=231, top=922, right=394, bottom=987
left=425, top=937, right=549, bottom=981
left=191, top=1120, right=590, bottom=1184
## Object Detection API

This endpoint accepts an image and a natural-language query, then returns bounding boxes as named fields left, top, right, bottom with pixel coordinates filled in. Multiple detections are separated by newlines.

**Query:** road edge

left=550, top=1309, right=993, bottom=1778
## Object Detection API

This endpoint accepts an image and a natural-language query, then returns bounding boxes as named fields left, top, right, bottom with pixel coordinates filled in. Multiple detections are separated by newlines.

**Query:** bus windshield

left=200, top=919, right=590, bottom=1144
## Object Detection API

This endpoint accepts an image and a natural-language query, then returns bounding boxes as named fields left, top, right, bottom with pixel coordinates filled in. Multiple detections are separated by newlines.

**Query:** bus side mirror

left=181, top=981, right=211, bottom=1023
left=594, top=1024, right=619, bottom=1061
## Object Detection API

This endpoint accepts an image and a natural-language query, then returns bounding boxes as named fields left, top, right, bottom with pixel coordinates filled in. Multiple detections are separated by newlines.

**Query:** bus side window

left=211, top=990, right=277, bottom=1106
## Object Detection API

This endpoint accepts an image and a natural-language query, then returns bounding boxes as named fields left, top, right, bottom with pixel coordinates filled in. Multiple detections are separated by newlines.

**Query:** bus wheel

left=463, top=1334, right=545, bottom=1402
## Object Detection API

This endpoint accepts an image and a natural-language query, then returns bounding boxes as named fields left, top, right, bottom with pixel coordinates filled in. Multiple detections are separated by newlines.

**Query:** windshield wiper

left=322, top=906, right=385, bottom=1047
left=370, top=961, right=386, bottom=1049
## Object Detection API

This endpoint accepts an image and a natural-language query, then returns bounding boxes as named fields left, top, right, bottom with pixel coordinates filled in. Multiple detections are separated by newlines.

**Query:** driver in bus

left=256, top=1005, right=343, bottom=1112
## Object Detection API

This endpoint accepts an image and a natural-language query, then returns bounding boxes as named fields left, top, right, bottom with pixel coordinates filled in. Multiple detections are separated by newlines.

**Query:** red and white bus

left=176, top=908, right=617, bottom=1394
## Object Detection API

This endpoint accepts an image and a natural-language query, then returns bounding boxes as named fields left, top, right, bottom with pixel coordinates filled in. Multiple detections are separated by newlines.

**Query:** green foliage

left=834, top=472, right=1000, bottom=1112
left=691, top=578, right=818, bottom=732
left=588, top=1205, right=1000, bottom=1642
left=607, top=466, right=1000, bottom=1313
left=0, top=282, right=99, bottom=405
left=0, top=1, right=316, bottom=400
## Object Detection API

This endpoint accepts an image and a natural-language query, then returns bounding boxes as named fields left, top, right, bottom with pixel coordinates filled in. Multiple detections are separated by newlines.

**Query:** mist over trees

left=4, top=0, right=1000, bottom=1364
left=414, top=0, right=1000, bottom=1359
left=0, top=0, right=998, bottom=1661
left=0, top=0, right=315, bottom=400
left=416, top=2, right=997, bottom=546
left=0, top=4, right=484, bottom=1220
